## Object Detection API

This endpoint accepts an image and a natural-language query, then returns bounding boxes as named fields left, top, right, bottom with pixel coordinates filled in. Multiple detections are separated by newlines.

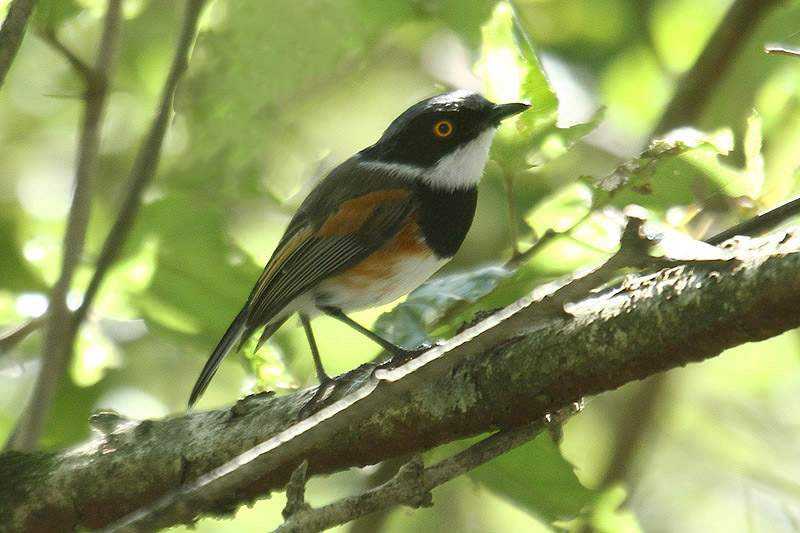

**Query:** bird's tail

left=188, top=308, right=247, bottom=409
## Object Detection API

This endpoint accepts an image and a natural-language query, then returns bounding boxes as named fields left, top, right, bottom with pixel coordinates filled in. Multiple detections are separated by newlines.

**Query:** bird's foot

left=297, top=377, right=338, bottom=420
left=379, top=342, right=435, bottom=370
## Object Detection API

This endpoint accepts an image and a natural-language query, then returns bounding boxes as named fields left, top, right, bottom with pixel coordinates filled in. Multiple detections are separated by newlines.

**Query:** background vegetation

left=1, top=0, right=800, bottom=531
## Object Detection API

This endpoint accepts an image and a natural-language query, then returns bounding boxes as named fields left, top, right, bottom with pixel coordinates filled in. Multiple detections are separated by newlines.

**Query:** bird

left=188, top=90, right=529, bottom=409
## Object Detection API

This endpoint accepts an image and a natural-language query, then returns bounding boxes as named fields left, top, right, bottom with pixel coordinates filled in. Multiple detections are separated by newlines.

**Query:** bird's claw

left=379, top=342, right=435, bottom=370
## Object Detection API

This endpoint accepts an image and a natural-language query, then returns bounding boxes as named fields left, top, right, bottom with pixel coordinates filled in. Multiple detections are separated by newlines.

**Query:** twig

left=0, top=0, right=37, bottom=88
left=282, top=460, right=310, bottom=519
left=765, top=44, right=800, bottom=57
left=72, top=0, right=208, bottom=329
left=654, top=0, right=785, bottom=133
left=0, top=0, right=208, bottom=361
left=6, top=0, right=123, bottom=452
left=504, top=172, right=521, bottom=258
left=348, top=457, right=407, bottom=533
left=596, top=373, right=668, bottom=490
left=0, top=316, right=45, bottom=354
left=274, top=407, right=577, bottom=533
left=704, top=195, right=800, bottom=245
left=507, top=212, right=591, bottom=269
left=39, top=28, right=93, bottom=80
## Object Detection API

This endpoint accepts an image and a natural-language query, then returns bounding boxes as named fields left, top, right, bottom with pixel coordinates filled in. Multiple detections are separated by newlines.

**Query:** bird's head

left=361, top=90, right=529, bottom=190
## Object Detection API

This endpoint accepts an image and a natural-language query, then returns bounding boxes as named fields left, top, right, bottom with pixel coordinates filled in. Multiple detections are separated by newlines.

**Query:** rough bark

left=2, top=230, right=799, bottom=532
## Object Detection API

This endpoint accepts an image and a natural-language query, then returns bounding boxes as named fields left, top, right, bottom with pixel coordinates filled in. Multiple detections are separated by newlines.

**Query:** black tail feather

left=188, top=308, right=247, bottom=409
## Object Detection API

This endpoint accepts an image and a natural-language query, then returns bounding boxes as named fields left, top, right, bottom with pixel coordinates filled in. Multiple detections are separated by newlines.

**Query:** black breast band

left=415, top=184, right=478, bottom=258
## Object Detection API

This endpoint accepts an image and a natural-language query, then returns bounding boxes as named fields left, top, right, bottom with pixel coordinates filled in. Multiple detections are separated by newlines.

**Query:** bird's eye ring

left=433, top=120, right=453, bottom=138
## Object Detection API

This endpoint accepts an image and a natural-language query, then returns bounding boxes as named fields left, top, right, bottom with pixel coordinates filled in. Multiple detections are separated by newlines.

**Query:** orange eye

left=433, top=120, right=453, bottom=138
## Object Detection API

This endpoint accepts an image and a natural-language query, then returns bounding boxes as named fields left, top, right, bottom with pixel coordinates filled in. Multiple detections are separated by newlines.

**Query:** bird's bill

left=490, top=101, right=531, bottom=123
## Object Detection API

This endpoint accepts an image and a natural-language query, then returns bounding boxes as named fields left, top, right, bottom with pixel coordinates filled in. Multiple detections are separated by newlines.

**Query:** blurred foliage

left=2, top=0, right=800, bottom=531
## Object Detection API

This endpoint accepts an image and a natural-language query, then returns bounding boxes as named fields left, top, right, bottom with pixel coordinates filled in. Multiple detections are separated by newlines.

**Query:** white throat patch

left=424, top=127, right=497, bottom=191
left=360, top=127, right=498, bottom=191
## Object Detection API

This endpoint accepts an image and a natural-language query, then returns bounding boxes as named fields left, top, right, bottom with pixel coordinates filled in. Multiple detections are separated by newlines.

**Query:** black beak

left=490, top=102, right=531, bottom=124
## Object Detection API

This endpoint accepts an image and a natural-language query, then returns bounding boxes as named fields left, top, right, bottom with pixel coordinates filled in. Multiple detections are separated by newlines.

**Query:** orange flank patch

left=333, top=217, right=429, bottom=289
left=316, top=189, right=412, bottom=237
left=249, top=225, right=315, bottom=302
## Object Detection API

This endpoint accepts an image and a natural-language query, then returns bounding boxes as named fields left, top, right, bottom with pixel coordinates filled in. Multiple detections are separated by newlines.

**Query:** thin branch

left=282, top=460, right=310, bottom=519
left=0, top=0, right=38, bottom=88
left=0, top=316, right=45, bottom=354
left=71, top=0, right=208, bottom=329
left=765, top=44, right=800, bottom=57
left=704, top=195, right=800, bottom=245
left=274, top=415, right=562, bottom=533
left=506, top=212, right=591, bottom=269
left=0, top=0, right=209, bottom=363
left=6, top=0, right=123, bottom=452
left=39, top=28, right=93, bottom=80
left=347, top=457, right=407, bottom=533
left=596, top=373, right=667, bottom=490
left=654, top=0, right=785, bottom=133
left=503, top=173, right=521, bottom=258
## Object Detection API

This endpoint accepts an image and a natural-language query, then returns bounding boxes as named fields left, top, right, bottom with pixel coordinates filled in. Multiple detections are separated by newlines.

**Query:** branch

left=0, top=0, right=208, bottom=356
left=0, top=317, right=44, bottom=354
left=276, top=413, right=561, bottom=533
left=71, top=0, right=208, bottom=328
left=705, top=195, right=800, bottom=245
left=6, top=0, right=123, bottom=452
left=0, top=0, right=37, bottom=88
left=274, top=404, right=578, bottom=533
left=765, top=44, right=800, bottom=57
left=2, top=228, right=798, bottom=532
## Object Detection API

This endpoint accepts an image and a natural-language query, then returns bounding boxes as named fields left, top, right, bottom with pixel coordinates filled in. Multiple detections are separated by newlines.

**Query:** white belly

left=287, top=253, right=448, bottom=318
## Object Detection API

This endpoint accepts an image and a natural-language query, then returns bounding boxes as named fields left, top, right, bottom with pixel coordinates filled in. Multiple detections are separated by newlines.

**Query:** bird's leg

left=323, top=307, right=432, bottom=367
left=300, top=314, right=330, bottom=384
left=297, top=314, right=337, bottom=419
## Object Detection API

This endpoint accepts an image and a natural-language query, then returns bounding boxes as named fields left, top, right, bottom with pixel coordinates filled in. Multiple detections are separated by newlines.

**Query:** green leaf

left=477, top=2, right=561, bottom=171
left=476, top=4, right=601, bottom=182
left=477, top=3, right=557, bottom=126
left=587, top=128, right=761, bottom=211
left=470, top=433, right=598, bottom=523
left=373, top=264, right=513, bottom=348
left=556, top=485, right=644, bottom=533
left=177, top=0, right=385, bottom=197
left=525, top=182, right=592, bottom=235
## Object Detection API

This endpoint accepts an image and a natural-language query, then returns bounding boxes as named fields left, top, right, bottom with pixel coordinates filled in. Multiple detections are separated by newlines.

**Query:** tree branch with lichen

left=2, top=223, right=798, bottom=532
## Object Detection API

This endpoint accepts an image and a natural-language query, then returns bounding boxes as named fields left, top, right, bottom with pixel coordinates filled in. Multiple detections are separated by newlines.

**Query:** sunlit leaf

left=556, top=485, right=643, bottom=533
left=477, top=3, right=557, bottom=125
left=587, top=127, right=762, bottom=211
left=525, top=182, right=592, bottom=234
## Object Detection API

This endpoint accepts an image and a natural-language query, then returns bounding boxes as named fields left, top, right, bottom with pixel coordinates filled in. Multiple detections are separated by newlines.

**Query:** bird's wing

left=242, top=163, right=417, bottom=337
